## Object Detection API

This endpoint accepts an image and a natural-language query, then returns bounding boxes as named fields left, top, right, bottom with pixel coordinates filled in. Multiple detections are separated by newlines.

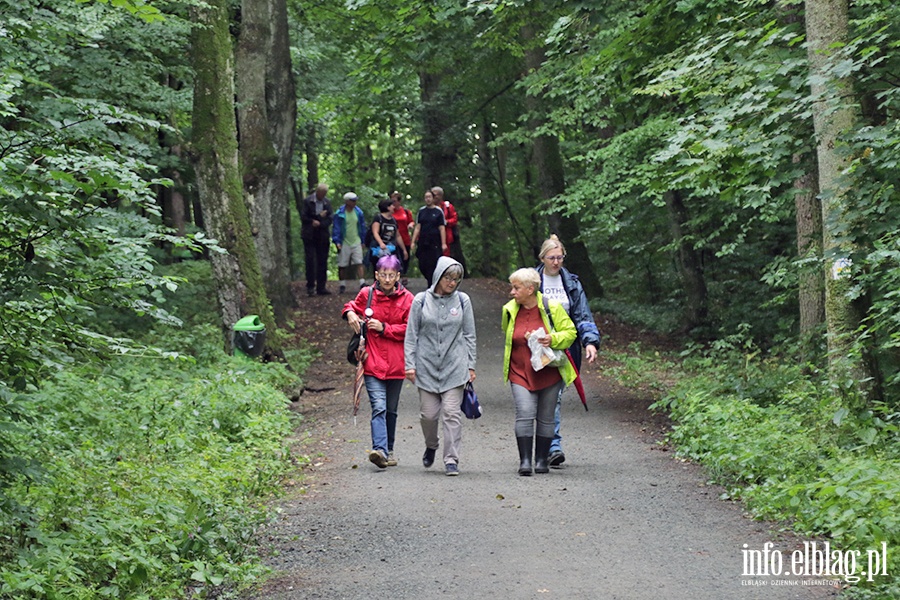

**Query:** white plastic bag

left=526, top=327, right=567, bottom=371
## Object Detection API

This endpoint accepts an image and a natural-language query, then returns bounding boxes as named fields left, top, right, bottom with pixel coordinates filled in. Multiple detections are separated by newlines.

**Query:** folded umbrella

left=565, top=349, right=588, bottom=411
left=352, top=328, right=368, bottom=425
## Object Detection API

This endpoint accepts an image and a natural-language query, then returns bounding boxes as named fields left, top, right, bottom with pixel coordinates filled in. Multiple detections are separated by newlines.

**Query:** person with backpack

left=332, top=192, right=367, bottom=294
left=368, top=198, right=408, bottom=275
left=404, top=256, right=476, bottom=476
left=342, top=255, right=414, bottom=469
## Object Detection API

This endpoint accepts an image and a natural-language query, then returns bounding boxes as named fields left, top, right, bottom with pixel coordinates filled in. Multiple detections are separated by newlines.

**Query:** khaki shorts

left=337, top=243, right=364, bottom=267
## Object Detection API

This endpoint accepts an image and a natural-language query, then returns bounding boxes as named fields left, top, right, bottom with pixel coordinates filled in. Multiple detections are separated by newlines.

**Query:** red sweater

left=342, top=285, right=414, bottom=380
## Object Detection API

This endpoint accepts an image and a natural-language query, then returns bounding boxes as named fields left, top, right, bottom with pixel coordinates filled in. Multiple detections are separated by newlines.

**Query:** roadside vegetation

left=0, top=262, right=313, bottom=598
left=604, top=328, right=899, bottom=599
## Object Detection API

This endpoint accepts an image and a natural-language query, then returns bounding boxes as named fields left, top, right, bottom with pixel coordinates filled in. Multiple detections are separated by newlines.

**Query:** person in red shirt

left=342, top=255, right=414, bottom=468
left=390, top=191, right=415, bottom=283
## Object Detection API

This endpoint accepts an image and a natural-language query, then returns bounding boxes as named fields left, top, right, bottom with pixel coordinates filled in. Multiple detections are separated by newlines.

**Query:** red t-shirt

left=392, top=206, right=414, bottom=247
left=508, top=305, right=562, bottom=391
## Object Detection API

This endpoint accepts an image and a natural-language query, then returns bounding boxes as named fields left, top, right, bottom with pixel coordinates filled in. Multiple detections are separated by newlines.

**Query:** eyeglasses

left=376, top=272, right=399, bottom=280
left=545, top=255, right=566, bottom=262
left=441, top=275, right=461, bottom=283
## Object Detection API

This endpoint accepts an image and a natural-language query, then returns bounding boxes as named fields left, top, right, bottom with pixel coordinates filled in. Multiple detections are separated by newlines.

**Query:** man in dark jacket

left=299, top=183, right=334, bottom=296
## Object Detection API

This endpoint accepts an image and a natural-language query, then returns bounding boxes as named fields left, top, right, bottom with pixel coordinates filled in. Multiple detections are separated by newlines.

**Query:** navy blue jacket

left=537, top=264, right=601, bottom=370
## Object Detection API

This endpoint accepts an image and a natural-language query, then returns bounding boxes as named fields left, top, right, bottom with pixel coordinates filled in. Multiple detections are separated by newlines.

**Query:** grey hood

left=428, top=255, right=464, bottom=294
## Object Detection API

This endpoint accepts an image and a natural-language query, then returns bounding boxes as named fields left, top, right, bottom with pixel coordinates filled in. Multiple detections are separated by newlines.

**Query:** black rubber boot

left=516, top=436, right=533, bottom=476
left=534, top=436, right=553, bottom=474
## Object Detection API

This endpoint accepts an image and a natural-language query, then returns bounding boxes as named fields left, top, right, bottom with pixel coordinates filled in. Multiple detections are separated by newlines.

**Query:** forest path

left=240, top=277, right=840, bottom=600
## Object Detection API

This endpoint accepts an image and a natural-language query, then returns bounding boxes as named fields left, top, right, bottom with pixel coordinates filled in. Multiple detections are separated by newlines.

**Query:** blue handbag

left=461, top=381, right=482, bottom=419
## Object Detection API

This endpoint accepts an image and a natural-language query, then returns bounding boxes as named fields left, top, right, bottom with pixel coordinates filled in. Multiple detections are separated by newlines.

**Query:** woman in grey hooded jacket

left=404, top=256, right=477, bottom=476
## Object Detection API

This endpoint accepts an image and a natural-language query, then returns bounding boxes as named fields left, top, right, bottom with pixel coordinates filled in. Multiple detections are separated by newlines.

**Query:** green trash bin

left=233, top=315, right=266, bottom=360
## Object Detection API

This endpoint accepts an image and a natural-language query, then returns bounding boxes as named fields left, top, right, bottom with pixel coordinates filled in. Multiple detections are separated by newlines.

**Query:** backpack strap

left=542, top=294, right=555, bottom=332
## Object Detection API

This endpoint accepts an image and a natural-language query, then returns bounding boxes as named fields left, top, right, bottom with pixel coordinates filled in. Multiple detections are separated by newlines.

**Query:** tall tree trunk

left=419, top=71, right=457, bottom=189
left=477, top=116, right=511, bottom=277
left=520, top=24, right=603, bottom=298
left=387, top=118, right=398, bottom=186
left=664, top=190, right=708, bottom=332
left=190, top=0, right=276, bottom=352
left=793, top=159, right=825, bottom=341
left=235, top=0, right=296, bottom=323
left=305, top=123, right=319, bottom=194
left=804, top=0, right=872, bottom=397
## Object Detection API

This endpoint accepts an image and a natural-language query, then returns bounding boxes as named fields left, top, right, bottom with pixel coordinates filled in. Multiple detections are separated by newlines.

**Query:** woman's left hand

left=367, top=318, right=385, bottom=333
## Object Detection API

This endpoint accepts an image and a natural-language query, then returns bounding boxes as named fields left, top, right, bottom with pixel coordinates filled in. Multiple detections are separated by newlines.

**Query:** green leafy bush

left=0, top=329, right=299, bottom=599
left=654, top=347, right=900, bottom=598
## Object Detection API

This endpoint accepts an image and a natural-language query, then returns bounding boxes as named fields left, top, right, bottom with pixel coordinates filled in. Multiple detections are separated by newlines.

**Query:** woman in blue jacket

left=536, top=235, right=601, bottom=467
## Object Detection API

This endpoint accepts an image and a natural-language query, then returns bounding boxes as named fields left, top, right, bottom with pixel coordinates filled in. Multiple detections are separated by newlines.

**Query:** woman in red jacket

left=342, top=255, right=414, bottom=469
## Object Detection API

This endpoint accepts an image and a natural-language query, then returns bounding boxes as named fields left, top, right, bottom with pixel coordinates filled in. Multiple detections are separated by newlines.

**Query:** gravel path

left=241, top=278, right=842, bottom=599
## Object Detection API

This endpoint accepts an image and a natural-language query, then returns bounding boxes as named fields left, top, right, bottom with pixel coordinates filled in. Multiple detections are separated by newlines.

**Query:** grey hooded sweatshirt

left=403, top=256, right=477, bottom=394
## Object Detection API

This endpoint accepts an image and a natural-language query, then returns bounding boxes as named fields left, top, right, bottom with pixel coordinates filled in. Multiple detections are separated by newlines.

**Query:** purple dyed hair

left=375, top=254, right=402, bottom=272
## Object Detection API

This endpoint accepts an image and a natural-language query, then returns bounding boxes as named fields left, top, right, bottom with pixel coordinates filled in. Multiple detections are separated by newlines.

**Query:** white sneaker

left=368, top=450, right=388, bottom=468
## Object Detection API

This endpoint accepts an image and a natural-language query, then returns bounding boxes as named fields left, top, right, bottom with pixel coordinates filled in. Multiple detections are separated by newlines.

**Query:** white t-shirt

left=541, top=273, right=570, bottom=313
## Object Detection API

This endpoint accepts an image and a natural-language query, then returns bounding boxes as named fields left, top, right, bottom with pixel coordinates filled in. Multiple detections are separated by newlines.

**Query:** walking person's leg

left=337, top=242, right=351, bottom=293
left=549, top=388, right=565, bottom=466
left=364, top=376, right=389, bottom=468
left=315, top=239, right=330, bottom=294
left=419, top=389, right=441, bottom=468
left=535, top=381, right=564, bottom=473
left=303, top=239, right=316, bottom=295
left=440, top=385, right=464, bottom=474
left=385, top=379, right=403, bottom=466
left=352, top=244, right=366, bottom=288
left=511, top=384, right=538, bottom=476
left=418, top=246, right=438, bottom=287
left=551, top=345, right=582, bottom=466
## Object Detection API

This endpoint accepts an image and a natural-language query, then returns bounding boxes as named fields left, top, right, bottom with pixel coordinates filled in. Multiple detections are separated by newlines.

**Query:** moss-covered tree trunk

left=190, top=0, right=276, bottom=353
left=805, top=0, right=872, bottom=398
left=235, top=0, right=296, bottom=324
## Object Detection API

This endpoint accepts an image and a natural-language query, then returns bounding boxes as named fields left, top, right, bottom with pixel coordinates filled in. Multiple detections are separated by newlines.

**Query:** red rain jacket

left=342, top=285, right=414, bottom=380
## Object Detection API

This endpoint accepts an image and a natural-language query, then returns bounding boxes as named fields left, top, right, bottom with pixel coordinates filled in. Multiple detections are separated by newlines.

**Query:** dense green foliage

left=0, top=261, right=305, bottom=598
left=644, top=340, right=900, bottom=597
left=0, top=0, right=196, bottom=388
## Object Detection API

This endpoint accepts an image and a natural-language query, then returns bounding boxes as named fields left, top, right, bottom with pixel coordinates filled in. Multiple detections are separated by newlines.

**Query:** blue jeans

left=550, top=388, right=563, bottom=453
left=551, top=346, right=582, bottom=454
left=364, top=376, right=403, bottom=454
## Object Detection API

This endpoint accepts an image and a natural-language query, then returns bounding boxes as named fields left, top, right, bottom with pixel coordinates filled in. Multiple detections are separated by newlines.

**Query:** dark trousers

left=417, top=245, right=442, bottom=287
left=303, top=238, right=330, bottom=292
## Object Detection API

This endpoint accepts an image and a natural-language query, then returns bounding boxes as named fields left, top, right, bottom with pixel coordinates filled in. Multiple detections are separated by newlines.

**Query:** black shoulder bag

left=346, top=286, right=375, bottom=365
